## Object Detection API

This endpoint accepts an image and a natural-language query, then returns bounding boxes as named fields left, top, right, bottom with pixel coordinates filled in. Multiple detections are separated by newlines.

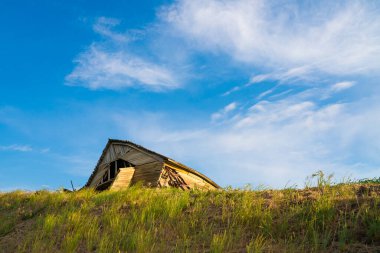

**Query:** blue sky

left=1, top=0, right=380, bottom=190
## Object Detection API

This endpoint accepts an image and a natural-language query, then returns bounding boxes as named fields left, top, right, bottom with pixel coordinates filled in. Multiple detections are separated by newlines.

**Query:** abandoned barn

left=85, top=139, right=220, bottom=191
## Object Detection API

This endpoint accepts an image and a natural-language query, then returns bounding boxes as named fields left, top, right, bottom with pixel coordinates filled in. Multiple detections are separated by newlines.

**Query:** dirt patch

left=0, top=218, right=35, bottom=253
left=355, top=184, right=380, bottom=197
left=328, top=242, right=380, bottom=253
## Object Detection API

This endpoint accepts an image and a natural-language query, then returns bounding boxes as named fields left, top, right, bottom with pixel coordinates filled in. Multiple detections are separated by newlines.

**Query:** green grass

left=358, top=177, right=380, bottom=184
left=0, top=175, right=380, bottom=252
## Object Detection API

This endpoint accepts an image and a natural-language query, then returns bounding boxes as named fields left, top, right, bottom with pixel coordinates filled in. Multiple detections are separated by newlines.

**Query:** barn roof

left=85, top=139, right=220, bottom=188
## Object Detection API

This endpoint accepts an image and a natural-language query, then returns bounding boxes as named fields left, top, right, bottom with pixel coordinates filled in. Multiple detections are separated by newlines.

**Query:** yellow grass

left=0, top=173, right=379, bottom=252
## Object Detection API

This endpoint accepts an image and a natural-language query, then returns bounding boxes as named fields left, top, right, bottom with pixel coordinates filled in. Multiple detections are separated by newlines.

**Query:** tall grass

left=0, top=174, right=379, bottom=252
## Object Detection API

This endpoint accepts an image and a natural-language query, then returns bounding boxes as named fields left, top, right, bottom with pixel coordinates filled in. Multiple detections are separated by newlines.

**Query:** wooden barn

left=85, top=139, right=220, bottom=191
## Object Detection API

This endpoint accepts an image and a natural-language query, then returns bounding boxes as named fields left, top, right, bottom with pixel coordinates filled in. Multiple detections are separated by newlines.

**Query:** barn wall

left=89, top=143, right=163, bottom=187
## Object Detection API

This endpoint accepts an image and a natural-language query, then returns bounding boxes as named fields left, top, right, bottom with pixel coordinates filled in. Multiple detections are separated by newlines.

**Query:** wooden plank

left=130, top=162, right=162, bottom=187
left=110, top=167, right=135, bottom=191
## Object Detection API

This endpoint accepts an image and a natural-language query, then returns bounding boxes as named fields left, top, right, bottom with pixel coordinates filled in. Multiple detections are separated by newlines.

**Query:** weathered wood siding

left=89, top=143, right=163, bottom=187
left=130, top=161, right=163, bottom=187
left=104, top=144, right=161, bottom=165
left=89, top=164, right=110, bottom=187
left=110, top=167, right=135, bottom=191
left=177, top=170, right=216, bottom=189
left=159, top=163, right=217, bottom=190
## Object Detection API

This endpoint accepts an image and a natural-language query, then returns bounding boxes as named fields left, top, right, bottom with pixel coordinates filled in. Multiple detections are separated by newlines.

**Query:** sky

left=1, top=0, right=380, bottom=191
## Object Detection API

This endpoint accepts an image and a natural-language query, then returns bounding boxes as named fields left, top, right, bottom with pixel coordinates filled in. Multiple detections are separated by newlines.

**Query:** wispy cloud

left=92, top=17, right=129, bottom=42
left=256, top=88, right=275, bottom=100
left=163, top=0, right=380, bottom=78
left=66, top=45, right=178, bottom=91
left=68, top=2, right=380, bottom=92
left=0, top=145, right=51, bottom=154
left=222, top=66, right=314, bottom=97
left=66, top=17, right=179, bottom=91
left=331, top=81, right=355, bottom=93
left=60, top=1, right=380, bottom=188
left=112, top=84, right=380, bottom=187
left=249, top=66, right=314, bottom=85
left=0, top=145, right=33, bottom=152
left=211, top=102, right=238, bottom=121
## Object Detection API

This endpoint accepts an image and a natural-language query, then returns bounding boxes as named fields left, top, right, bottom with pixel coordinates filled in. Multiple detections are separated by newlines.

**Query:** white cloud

left=224, top=102, right=237, bottom=113
left=211, top=102, right=238, bottom=121
left=66, top=18, right=179, bottom=91
left=112, top=87, right=380, bottom=188
left=60, top=2, right=380, bottom=188
left=222, top=86, right=241, bottom=96
left=0, top=144, right=50, bottom=154
left=92, top=17, right=129, bottom=42
left=0, top=145, right=33, bottom=152
left=163, top=0, right=380, bottom=77
left=331, top=81, right=355, bottom=92
left=256, top=87, right=275, bottom=100
left=250, top=74, right=272, bottom=84
left=66, top=45, right=178, bottom=91
left=68, top=2, right=380, bottom=92
left=223, top=66, right=316, bottom=97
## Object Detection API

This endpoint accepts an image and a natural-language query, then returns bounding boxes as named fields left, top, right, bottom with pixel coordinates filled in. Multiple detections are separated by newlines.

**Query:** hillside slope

left=1, top=182, right=380, bottom=252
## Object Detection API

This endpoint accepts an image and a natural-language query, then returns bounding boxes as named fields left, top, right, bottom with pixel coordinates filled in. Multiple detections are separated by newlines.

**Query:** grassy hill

left=1, top=174, right=380, bottom=252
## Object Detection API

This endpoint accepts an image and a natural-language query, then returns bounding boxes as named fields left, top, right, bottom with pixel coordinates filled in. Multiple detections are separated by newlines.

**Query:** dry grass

left=0, top=173, right=380, bottom=253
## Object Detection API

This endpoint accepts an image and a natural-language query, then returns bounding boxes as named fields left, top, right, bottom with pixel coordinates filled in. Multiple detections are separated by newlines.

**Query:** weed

left=246, top=234, right=266, bottom=253
left=0, top=174, right=380, bottom=252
